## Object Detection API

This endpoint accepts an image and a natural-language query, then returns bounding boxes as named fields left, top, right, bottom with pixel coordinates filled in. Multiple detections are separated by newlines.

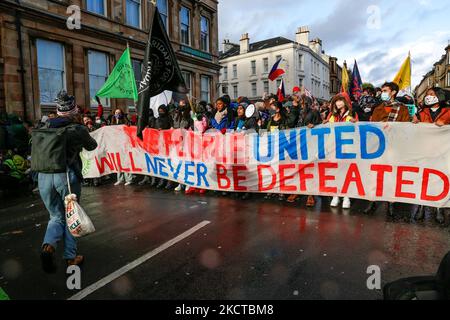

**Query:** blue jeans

left=38, top=170, right=81, bottom=260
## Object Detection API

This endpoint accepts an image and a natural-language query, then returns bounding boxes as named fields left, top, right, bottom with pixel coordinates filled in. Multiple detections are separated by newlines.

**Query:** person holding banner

left=323, top=95, right=357, bottom=209
left=112, top=108, right=134, bottom=186
left=154, top=104, right=174, bottom=189
left=412, top=87, right=450, bottom=224
left=364, top=82, right=411, bottom=216
left=210, top=96, right=235, bottom=133
left=286, top=94, right=321, bottom=206
left=264, top=101, right=289, bottom=201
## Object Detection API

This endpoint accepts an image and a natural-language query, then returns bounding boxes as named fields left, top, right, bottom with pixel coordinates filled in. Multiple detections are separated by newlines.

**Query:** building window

left=88, top=50, right=108, bottom=107
left=251, top=60, right=256, bottom=75
left=298, top=54, right=303, bottom=71
left=222, top=86, right=228, bottom=95
left=200, top=76, right=210, bottom=102
left=37, top=39, right=65, bottom=105
left=263, top=58, right=269, bottom=73
left=180, top=6, right=190, bottom=45
left=223, top=66, right=228, bottom=80
left=232, top=64, right=237, bottom=78
left=126, top=0, right=141, bottom=28
left=200, top=16, right=210, bottom=52
left=263, top=81, right=269, bottom=94
left=233, top=85, right=238, bottom=99
left=251, top=82, right=257, bottom=97
left=132, top=59, right=142, bottom=90
left=447, top=72, right=450, bottom=87
left=157, top=0, right=168, bottom=31
left=86, top=0, right=106, bottom=16
left=181, top=71, right=192, bottom=97
left=299, top=78, right=303, bottom=88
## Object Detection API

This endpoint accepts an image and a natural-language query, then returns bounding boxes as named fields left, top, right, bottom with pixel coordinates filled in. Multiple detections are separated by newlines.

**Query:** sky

left=218, top=0, right=450, bottom=88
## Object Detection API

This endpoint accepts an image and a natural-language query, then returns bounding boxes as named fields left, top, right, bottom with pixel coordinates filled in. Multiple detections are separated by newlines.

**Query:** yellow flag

left=393, top=54, right=411, bottom=90
left=341, top=66, right=349, bottom=93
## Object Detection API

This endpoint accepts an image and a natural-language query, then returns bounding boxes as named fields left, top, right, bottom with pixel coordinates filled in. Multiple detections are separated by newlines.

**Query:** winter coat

left=418, top=107, right=450, bottom=124
left=328, top=110, right=354, bottom=123
left=296, top=108, right=322, bottom=127
left=210, top=107, right=235, bottom=132
left=370, top=102, right=410, bottom=122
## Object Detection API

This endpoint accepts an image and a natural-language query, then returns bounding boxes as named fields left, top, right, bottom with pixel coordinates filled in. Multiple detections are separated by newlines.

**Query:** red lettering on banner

left=216, top=164, right=230, bottom=189
left=147, top=129, right=161, bottom=155
left=233, top=166, right=248, bottom=191
left=108, top=153, right=118, bottom=171
left=258, top=165, right=276, bottom=192
left=299, top=164, right=314, bottom=192
left=370, top=165, right=393, bottom=197
left=214, top=134, right=227, bottom=163
left=231, top=133, right=247, bottom=165
left=421, top=168, right=450, bottom=201
left=341, top=163, right=365, bottom=196
left=202, top=134, right=216, bottom=162
left=129, top=152, right=142, bottom=172
left=116, top=152, right=130, bottom=172
left=187, top=131, right=202, bottom=161
left=279, top=164, right=297, bottom=192
left=95, top=155, right=115, bottom=174
left=395, top=166, right=419, bottom=199
left=318, top=162, right=338, bottom=193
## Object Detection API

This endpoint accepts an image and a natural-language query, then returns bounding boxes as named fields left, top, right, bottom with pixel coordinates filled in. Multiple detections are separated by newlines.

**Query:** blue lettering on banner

left=360, top=125, right=386, bottom=159
left=145, top=153, right=158, bottom=174
left=311, top=127, right=331, bottom=160
left=158, top=158, right=169, bottom=177
left=300, top=129, right=308, bottom=160
left=168, top=159, right=183, bottom=180
left=254, top=134, right=274, bottom=163
left=335, top=125, right=357, bottom=159
left=279, top=130, right=298, bottom=161
left=184, top=162, right=195, bottom=185
left=197, top=163, right=210, bottom=187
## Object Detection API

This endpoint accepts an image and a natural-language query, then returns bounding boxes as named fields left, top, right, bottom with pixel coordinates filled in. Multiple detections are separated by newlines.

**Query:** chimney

left=240, top=33, right=249, bottom=54
left=222, top=39, right=235, bottom=53
left=309, top=38, right=322, bottom=54
left=296, top=26, right=309, bottom=46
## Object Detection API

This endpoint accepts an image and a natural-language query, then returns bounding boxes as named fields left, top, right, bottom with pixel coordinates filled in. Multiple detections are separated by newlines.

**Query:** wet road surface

left=0, top=183, right=449, bottom=300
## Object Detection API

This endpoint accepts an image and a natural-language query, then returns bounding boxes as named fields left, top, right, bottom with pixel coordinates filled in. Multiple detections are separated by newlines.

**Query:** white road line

left=68, top=220, right=211, bottom=300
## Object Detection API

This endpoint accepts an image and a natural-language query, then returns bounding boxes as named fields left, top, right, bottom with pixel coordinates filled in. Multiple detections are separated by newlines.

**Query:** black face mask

left=159, top=112, right=166, bottom=117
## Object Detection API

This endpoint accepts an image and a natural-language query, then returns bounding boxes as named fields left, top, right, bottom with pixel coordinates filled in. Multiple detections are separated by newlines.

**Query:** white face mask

left=430, top=107, right=440, bottom=112
left=424, top=95, right=439, bottom=106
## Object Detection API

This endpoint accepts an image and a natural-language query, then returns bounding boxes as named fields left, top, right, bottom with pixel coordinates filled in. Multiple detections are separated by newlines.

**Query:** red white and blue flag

left=277, top=79, right=285, bottom=102
left=269, top=58, right=285, bottom=81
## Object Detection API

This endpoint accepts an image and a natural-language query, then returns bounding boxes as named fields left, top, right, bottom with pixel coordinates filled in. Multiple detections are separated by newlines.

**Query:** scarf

left=215, top=108, right=228, bottom=125
left=387, top=102, right=402, bottom=122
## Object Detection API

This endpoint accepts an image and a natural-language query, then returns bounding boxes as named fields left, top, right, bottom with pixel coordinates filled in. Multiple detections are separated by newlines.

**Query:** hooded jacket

left=155, top=105, right=173, bottom=130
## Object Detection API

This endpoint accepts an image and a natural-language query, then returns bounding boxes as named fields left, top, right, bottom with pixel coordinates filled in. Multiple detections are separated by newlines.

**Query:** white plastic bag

left=65, top=193, right=96, bottom=238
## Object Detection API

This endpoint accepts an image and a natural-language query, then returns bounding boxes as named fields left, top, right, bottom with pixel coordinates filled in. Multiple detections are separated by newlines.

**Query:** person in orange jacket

left=412, top=87, right=450, bottom=224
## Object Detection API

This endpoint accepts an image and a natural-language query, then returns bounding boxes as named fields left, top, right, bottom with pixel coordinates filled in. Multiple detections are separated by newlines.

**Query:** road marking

left=68, top=220, right=211, bottom=300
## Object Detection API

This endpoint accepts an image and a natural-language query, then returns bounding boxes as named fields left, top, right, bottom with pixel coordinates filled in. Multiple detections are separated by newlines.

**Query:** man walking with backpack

left=32, top=91, right=97, bottom=273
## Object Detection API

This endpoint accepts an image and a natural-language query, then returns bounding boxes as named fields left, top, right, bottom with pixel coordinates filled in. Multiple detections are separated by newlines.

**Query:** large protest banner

left=81, top=123, right=450, bottom=208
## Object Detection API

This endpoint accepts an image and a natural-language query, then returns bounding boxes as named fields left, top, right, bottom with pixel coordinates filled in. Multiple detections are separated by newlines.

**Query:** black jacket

left=47, top=118, right=98, bottom=180
left=296, top=108, right=322, bottom=127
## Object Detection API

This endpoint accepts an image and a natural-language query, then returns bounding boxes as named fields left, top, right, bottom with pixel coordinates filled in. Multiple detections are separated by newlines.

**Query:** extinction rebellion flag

left=136, top=4, right=188, bottom=139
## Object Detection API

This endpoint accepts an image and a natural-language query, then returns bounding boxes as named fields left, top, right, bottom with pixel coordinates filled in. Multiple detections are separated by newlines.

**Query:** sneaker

left=138, top=177, right=150, bottom=186
left=40, top=244, right=56, bottom=273
left=174, top=184, right=182, bottom=192
left=198, top=189, right=206, bottom=195
left=124, top=181, right=133, bottom=186
left=185, top=187, right=197, bottom=195
left=342, top=197, right=351, bottom=209
left=330, top=197, right=340, bottom=208
left=114, top=181, right=123, bottom=186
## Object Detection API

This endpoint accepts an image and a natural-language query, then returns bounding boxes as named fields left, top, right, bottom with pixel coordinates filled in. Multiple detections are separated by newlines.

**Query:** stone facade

left=0, top=0, right=220, bottom=121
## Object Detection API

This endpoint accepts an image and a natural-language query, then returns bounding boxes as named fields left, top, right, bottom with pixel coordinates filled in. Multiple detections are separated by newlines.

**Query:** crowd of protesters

left=1, top=83, right=449, bottom=225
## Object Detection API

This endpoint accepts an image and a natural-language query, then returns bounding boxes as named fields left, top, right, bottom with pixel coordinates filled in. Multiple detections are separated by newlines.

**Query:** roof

left=219, top=37, right=294, bottom=59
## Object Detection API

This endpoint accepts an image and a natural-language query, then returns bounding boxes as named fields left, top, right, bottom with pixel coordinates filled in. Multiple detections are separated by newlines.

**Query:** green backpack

left=31, top=124, right=76, bottom=173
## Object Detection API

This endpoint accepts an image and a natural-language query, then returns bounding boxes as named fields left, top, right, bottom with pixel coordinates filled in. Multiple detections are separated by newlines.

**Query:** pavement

left=0, top=181, right=449, bottom=300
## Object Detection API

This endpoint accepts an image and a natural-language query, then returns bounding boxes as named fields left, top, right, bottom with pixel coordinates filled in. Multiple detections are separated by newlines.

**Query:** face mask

left=115, top=114, right=123, bottom=119
left=381, top=92, right=391, bottom=102
left=159, top=112, right=166, bottom=117
left=424, top=95, right=439, bottom=106
left=95, top=120, right=101, bottom=124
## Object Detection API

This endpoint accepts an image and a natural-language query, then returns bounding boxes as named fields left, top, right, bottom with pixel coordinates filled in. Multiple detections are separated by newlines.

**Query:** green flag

left=96, top=47, right=138, bottom=101
left=0, top=287, right=10, bottom=300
